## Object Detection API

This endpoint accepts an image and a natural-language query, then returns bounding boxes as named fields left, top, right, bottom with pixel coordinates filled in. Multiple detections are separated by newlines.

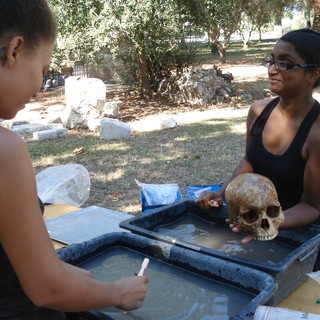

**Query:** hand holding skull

left=225, top=173, right=284, bottom=241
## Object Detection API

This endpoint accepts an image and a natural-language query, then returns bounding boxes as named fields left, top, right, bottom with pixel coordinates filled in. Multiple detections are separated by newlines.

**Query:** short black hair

left=280, top=28, right=320, bottom=87
left=280, top=28, right=320, bottom=64
left=0, top=0, right=56, bottom=48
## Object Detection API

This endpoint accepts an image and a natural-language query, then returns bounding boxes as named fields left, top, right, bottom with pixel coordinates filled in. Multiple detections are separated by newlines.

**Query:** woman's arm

left=0, top=129, right=148, bottom=312
left=61, top=262, right=92, bottom=278
left=280, top=123, right=320, bottom=229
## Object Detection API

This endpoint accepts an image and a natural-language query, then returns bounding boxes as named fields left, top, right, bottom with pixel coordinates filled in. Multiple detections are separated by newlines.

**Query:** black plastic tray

left=58, top=232, right=276, bottom=320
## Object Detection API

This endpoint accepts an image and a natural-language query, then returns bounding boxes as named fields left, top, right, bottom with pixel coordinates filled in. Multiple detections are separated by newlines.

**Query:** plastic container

left=120, top=200, right=320, bottom=305
left=58, top=232, right=276, bottom=320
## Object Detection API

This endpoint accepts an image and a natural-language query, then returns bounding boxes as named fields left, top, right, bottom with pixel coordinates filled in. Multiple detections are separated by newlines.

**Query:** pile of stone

left=157, top=65, right=233, bottom=105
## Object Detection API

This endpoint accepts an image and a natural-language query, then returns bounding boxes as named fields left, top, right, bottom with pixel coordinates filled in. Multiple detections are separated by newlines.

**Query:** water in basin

left=79, top=246, right=255, bottom=320
left=154, top=213, right=294, bottom=263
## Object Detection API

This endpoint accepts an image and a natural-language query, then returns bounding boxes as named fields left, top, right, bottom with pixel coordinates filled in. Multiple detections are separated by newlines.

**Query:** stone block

left=11, top=123, right=52, bottom=138
left=100, top=118, right=131, bottom=140
left=64, top=77, right=106, bottom=129
left=33, top=128, right=68, bottom=141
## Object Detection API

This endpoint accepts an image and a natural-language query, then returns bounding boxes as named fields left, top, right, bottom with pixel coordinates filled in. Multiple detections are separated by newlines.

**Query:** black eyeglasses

left=262, top=57, right=319, bottom=71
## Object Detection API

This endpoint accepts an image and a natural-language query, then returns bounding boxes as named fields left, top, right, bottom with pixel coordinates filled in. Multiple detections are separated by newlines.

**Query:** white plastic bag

left=135, top=179, right=182, bottom=206
left=36, top=164, right=91, bottom=207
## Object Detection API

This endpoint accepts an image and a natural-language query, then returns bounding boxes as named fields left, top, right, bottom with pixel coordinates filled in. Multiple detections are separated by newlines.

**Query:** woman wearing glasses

left=196, top=28, right=320, bottom=243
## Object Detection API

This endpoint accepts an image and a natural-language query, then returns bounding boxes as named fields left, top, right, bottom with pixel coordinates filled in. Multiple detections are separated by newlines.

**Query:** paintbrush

left=137, top=258, right=149, bottom=276
left=121, top=258, right=150, bottom=315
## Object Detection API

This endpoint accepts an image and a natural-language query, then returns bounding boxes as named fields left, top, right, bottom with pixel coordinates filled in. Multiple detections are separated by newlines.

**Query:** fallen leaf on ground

left=73, top=147, right=85, bottom=155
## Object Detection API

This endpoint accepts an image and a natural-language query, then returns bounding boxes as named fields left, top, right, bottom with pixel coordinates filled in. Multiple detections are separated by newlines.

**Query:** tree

left=243, top=1, right=277, bottom=42
left=191, top=0, right=247, bottom=63
left=92, top=0, right=199, bottom=98
left=49, top=0, right=105, bottom=69
left=237, top=13, right=256, bottom=48
left=301, top=0, right=313, bottom=28
left=50, top=0, right=198, bottom=98
left=310, top=0, right=320, bottom=31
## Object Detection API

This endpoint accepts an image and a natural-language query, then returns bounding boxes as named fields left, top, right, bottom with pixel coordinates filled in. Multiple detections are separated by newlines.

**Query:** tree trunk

left=310, top=0, right=320, bottom=32
left=258, top=27, right=262, bottom=42
left=219, top=46, right=227, bottom=64
left=135, top=42, right=151, bottom=99
left=219, top=32, right=233, bottom=64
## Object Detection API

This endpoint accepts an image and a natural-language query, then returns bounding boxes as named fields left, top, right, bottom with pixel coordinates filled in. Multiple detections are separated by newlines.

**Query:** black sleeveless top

left=246, top=97, right=320, bottom=210
left=0, top=198, right=66, bottom=319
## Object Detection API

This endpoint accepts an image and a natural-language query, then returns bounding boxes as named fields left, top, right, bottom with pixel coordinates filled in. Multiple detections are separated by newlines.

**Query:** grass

left=194, top=41, right=275, bottom=65
left=28, top=42, right=270, bottom=215
left=29, top=117, right=246, bottom=214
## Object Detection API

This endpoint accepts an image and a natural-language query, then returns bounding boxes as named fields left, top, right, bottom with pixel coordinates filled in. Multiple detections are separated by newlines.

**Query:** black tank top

left=246, top=97, right=320, bottom=210
left=0, top=198, right=66, bottom=319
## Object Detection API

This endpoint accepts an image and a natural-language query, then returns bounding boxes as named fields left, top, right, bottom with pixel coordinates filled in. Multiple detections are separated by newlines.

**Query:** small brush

left=137, top=258, right=149, bottom=276
left=121, top=258, right=150, bottom=315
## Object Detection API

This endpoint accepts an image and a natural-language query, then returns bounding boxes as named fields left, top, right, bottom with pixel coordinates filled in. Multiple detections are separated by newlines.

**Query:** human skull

left=225, top=173, right=284, bottom=241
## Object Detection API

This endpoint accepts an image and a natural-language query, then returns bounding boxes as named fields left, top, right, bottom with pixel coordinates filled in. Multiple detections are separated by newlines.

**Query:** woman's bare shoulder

left=0, top=127, right=28, bottom=159
left=250, top=98, right=274, bottom=112
left=247, top=98, right=274, bottom=122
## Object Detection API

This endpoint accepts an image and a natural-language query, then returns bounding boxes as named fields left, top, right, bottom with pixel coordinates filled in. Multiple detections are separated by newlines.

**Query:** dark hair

left=280, top=28, right=320, bottom=88
left=0, top=0, right=56, bottom=48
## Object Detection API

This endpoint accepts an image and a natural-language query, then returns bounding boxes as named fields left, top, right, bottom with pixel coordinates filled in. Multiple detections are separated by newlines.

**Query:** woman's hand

left=225, top=218, right=254, bottom=244
left=114, top=276, right=149, bottom=311
left=196, top=190, right=224, bottom=209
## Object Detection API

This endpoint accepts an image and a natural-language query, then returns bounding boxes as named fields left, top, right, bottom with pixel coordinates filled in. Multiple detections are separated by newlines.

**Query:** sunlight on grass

left=98, top=142, right=131, bottom=152
left=230, top=122, right=246, bottom=134
left=105, top=168, right=125, bottom=181
left=174, top=136, right=189, bottom=142
left=32, top=157, right=56, bottom=167
left=31, top=153, right=74, bottom=167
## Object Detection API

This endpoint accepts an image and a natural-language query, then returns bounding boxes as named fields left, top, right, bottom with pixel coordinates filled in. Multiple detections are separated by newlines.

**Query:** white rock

left=33, top=128, right=68, bottom=141
left=100, top=118, right=131, bottom=140
left=63, top=77, right=106, bottom=129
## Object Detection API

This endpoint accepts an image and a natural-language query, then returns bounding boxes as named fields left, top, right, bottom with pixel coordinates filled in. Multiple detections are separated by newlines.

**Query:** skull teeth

left=254, top=233, right=277, bottom=241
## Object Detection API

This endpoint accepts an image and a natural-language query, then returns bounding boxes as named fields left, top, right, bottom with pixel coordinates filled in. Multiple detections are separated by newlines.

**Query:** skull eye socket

left=266, top=206, right=280, bottom=218
left=242, top=210, right=259, bottom=224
